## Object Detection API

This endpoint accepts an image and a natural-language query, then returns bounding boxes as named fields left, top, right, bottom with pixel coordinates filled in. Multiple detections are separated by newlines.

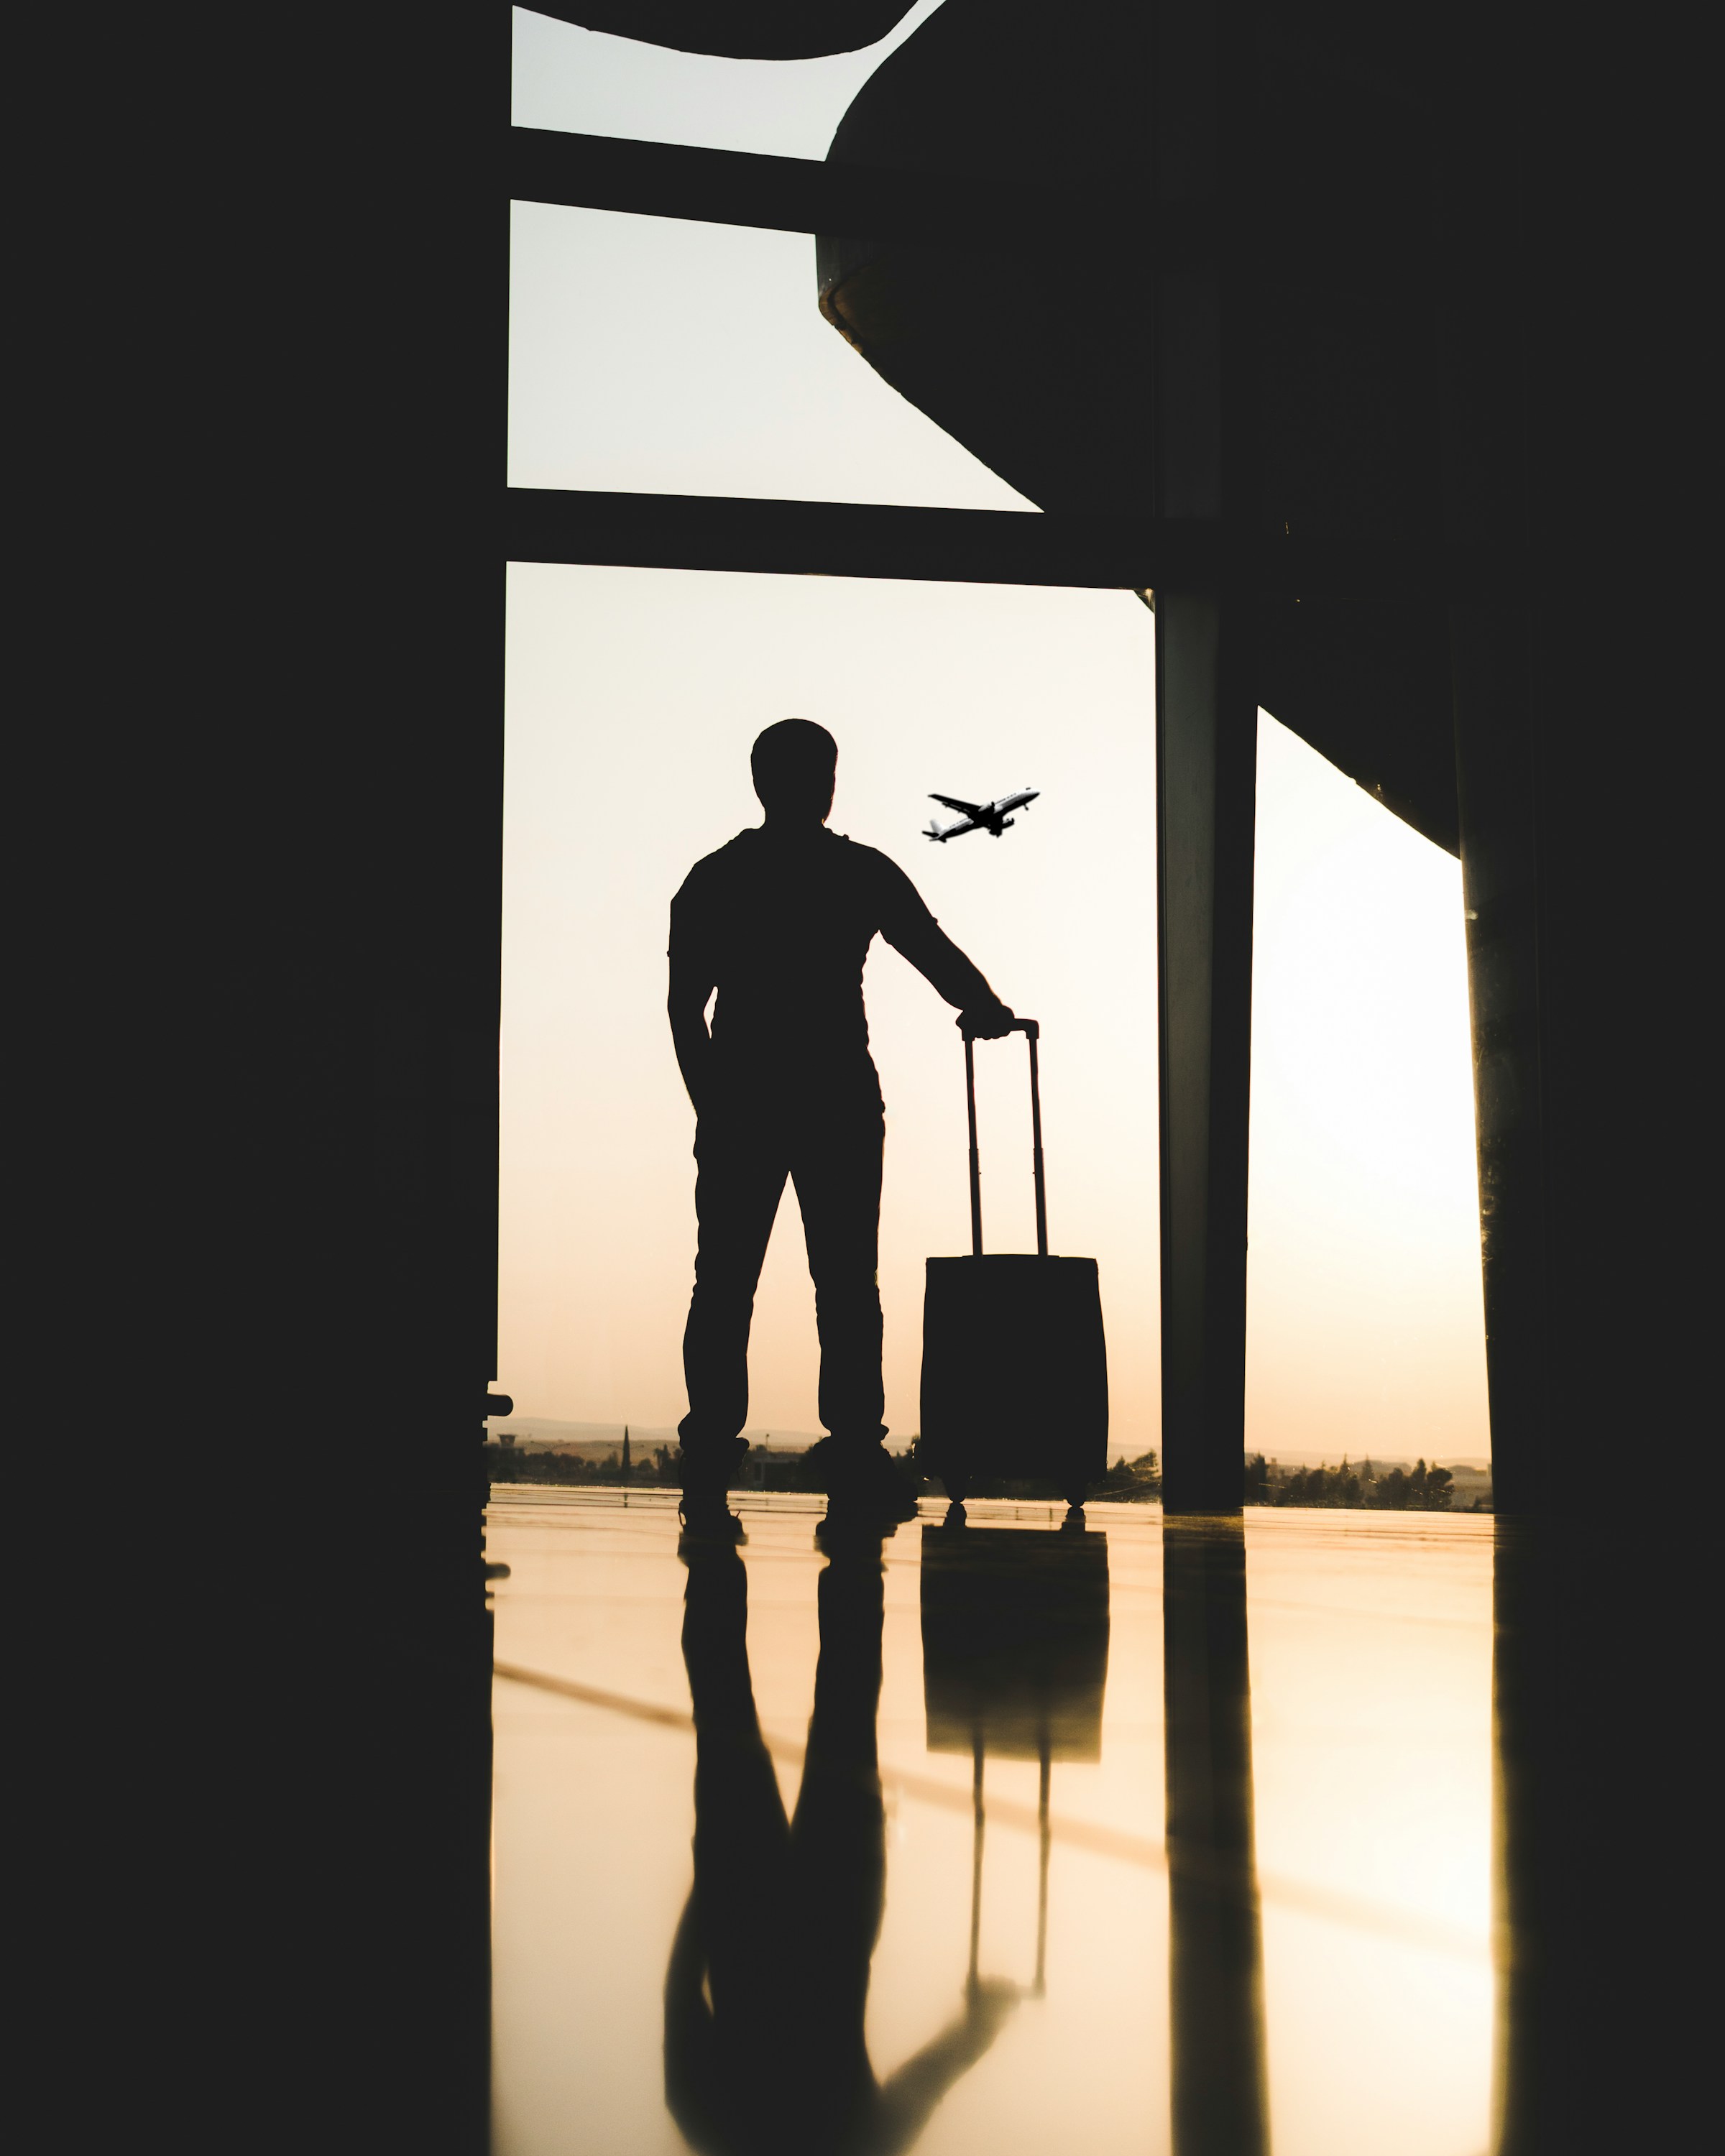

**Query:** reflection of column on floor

left=1163, top=1516, right=1269, bottom=2156
left=1490, top=1517, right=1668, bottom=2156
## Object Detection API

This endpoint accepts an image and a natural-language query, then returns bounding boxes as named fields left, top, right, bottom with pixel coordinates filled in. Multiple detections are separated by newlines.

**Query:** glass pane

left=501, top=566, right=1158, bottom=1434
left=499, top=566, right=1484, bottom=1477
left=512, top=2, right=949, bottom=160
left=508, top=202, right=1036, bottom=509
left=492, top=562, right=1491, bottom=2156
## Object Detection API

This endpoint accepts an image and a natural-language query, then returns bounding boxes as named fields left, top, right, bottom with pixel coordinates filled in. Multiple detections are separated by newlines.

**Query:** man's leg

left=679, top=1112, right=786, bottom=1500
left=791, top=1100, right=887, bottom=1452
left=792, top=1102, right=914, bottom=1526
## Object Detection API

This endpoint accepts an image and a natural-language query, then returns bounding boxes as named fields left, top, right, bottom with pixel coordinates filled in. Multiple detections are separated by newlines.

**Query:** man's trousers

left=678, top=1091, right=887, bottom=1472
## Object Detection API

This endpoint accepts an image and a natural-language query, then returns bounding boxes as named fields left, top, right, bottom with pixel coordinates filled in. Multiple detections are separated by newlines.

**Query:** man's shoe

left=814, top=1442, right=919, bottom=1535
left=814, top=1510, right=893, bottom=1554
left=677, top=1492, right=747, bottom=1548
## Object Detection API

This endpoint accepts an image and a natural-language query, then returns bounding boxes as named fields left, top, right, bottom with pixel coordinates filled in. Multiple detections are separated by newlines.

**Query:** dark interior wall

left=224, top=8, right=506, bottom=2144
left=42, top=6, right=509, bottom=2147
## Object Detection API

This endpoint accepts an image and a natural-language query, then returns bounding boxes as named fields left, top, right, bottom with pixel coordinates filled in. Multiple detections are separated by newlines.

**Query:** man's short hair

left=751, top=718, right=837, bottom=811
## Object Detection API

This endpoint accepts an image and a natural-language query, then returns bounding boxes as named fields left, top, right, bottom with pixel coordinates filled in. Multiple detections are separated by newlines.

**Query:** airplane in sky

left=924, top=788, right=1040, bottom=842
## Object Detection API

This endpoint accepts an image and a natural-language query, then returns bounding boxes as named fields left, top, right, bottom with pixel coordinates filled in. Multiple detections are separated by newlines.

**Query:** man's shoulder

left=674, top=829, right=759, bottom=902
left=826, top=830, right=911, bottom=882
left=827, top=831, right=929, bottom=914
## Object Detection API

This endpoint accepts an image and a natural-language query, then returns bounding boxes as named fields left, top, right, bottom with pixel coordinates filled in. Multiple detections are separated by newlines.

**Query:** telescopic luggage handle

left=960, top=1017, right=1047, bottom=1260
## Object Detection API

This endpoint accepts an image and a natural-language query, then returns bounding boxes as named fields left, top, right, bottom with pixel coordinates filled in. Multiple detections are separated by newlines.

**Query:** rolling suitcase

left=919, top=1020, right=1109, bottom=1507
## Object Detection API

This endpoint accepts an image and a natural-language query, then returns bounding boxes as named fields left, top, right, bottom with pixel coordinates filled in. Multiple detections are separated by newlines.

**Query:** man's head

left=751, top=718, right=837, bottom=823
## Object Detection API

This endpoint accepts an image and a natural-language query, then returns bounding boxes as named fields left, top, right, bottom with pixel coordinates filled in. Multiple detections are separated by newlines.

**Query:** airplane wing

left=929, top=793, right=985, bottom=816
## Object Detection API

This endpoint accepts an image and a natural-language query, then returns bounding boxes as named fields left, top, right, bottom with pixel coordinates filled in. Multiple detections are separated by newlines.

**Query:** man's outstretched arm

left=870, top=1981, right=1021, bottom=2153
left=880, top=880, right=1016, bottom=1039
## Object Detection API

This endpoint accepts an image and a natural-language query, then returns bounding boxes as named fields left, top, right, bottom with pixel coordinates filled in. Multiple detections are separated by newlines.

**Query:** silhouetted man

left=670, top=719, right=1013, bottom=1538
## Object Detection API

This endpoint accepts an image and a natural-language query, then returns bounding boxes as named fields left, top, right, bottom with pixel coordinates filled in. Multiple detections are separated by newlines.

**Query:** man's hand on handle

left=958, top=1000, right=1016, bottom=1041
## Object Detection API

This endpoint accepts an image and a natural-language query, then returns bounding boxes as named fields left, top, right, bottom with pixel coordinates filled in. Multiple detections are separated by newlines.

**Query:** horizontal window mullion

left=505, top=486, right=1179, bottom=587
left=507, top=126, right=1200, bottom=257
left=503, top=489, right=1498, bottom=599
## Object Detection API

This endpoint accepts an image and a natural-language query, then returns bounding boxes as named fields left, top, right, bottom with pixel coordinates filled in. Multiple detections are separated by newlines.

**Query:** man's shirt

left=670, top=826, right=992, bottom=1082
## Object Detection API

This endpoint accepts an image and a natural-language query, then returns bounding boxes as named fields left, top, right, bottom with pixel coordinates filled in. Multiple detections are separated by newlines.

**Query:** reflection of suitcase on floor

left=919, top=1021, right=1108, bottom=1507
left=921, top=1524, right=1110, bottom=1761
left=920, top=1523, right=1111, bottom=1994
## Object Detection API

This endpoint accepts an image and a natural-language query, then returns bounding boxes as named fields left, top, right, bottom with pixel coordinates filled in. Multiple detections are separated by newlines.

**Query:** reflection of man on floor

left=671, top=719, right=1014, bottom=1539
left=665, top=1541, right=1016, bottom=2156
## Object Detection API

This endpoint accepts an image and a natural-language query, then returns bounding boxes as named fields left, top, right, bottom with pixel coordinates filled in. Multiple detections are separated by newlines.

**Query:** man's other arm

left=876, top=862, right=1016, bottom=1038
left=668, top=894, right=717, bottom=1111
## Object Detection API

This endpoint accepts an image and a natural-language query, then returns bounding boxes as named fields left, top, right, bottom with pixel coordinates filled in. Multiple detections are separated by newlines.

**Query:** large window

left=493, top=18, right=1493, bottom=2156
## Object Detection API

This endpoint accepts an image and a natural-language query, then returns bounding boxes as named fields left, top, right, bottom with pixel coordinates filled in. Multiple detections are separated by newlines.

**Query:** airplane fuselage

left=926, top=787, right=1039, bottom=841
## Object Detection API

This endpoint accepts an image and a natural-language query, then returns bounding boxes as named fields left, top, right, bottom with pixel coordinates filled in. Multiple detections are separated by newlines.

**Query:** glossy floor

left=489, top=1493, right=1494, bottom=2156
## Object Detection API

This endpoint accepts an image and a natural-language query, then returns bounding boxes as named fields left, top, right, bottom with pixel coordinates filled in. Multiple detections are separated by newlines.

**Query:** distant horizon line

left=486, top=1416, right=1491, bottom=1471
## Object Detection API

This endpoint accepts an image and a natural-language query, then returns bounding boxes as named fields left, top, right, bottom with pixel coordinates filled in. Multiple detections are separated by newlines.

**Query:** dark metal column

left=1451, top=609, right=1548, bottom=1522
left=1154, top=0, right=1257, bottom=1516
left=1432, top=6, right=1549, bottom=1528
left=1432, top=13, right=1703, bottom=2148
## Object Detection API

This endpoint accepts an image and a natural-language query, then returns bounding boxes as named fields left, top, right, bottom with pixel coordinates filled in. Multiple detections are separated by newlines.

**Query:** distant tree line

left=1244, top=1455, right=1481, bottom=1510
left=486, top=1441, right=1482, bottom=1511
left=1091, top=1450, right=1162, bottom=1501
left=484, top=1439, right=1164, bottom=1501
left=485, top=1442, right=678, bottom=1488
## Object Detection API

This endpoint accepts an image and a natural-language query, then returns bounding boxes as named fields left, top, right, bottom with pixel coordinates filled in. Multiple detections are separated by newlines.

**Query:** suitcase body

left=919, top=1023, right=1109, bottom=1506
